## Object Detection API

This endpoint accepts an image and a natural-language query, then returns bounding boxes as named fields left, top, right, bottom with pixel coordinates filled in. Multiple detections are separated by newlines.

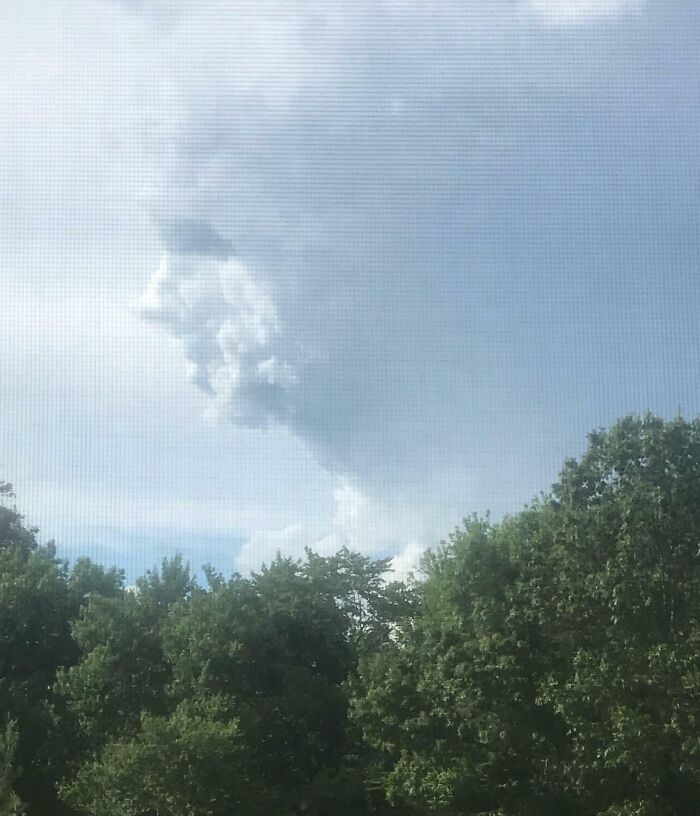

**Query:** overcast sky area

left=1, top=0, right=699, bottom=582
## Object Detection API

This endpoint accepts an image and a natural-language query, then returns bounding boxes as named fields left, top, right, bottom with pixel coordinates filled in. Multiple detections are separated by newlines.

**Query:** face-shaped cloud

left=137, top=0, right=662, bottom=452
left=123, top=0, right=699, bottom=568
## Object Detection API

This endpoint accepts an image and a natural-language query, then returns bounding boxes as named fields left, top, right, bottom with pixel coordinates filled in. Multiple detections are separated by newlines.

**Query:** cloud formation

left=6, top=0, right=700, bottom=586
left=117, top=0, right=699, bottom=569
left=139, top=240, right=298, bottom=427
left=135, top=0, right=660, bottom=464
left=235, top=479, right=428, bottom=580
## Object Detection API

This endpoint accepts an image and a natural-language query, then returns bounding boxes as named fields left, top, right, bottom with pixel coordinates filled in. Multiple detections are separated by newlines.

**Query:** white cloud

left=389, top=540, right=425, bottom=583
left=129, top=0, right=655, bottom=458
left=235, top=478, right=434, bottom=576
left=235, top=524, right=312, bottom=575
left=527, top=0, right=646, bottom=24
left=322, top=480, right=415, bottom=555
left=138, top=251, right=298, bottom=428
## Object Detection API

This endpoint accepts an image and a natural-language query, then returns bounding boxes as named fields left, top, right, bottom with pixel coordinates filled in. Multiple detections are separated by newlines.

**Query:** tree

left=62, top=549, right=411, bottom=816
left=163, top=555, right=354, bottom=813
left=0, top=719, right=21, bottom=816
left=353, top=415, right=700, bottom=815
left=11, top=416, right=699, bottom=815
left=0, top=494, right=78, bottom=815
left=57, top=557, right=194, bottom=750
left=354, top=514, right=573, bottom=816
left=68, top=558, right=124, bottom=603
left=302, top=547, right=418, bottom=655
left=537, top=415, right=700, bottom=814
left=60, top=696, right=260, bottom=816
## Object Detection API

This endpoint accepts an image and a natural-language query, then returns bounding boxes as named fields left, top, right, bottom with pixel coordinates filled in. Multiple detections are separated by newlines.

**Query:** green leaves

left=56, top=549, right=408, bottom=816
left=57, top=562, right=188, bottom=746
left=61, top=696, right=256, bottom=816
left=0, top=511, right=79, bottom=815
left=0, top=719, right=21, bottom=816
left=354, top=415, right=700, bottom=815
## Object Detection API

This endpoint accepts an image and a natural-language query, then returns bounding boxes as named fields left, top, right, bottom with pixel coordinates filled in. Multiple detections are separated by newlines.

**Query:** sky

left=1, top=0, right=699, bottom=582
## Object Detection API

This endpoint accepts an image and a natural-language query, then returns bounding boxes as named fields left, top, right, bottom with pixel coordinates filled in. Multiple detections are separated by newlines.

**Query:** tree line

left=2, top=415, right=700, bottom=815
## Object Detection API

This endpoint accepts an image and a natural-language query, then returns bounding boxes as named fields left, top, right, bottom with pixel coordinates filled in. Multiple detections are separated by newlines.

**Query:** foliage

left=60, top=696, right=257, bottom=816
left=353, top=415, right=700, bottom=815
left=0, top=490, right=139, bottom=815
left=57, top=550, right=409, bottom=815
left=3, top=414, right=700, bottom=815
left=57, top=557, right=193, bottom=749
left=0, top=719, right=21, bottom=816
left=0, top=499, right=77, bottom=815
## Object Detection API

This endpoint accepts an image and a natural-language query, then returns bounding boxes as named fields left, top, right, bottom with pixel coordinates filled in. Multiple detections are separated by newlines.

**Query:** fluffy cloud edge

left=235, top=479, right=431, bottom=579
left=138, top=249, right=299, bottom=428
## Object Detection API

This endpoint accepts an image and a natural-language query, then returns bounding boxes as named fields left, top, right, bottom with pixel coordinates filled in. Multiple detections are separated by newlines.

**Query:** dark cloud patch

left=160, top=220, right=235, bottom=259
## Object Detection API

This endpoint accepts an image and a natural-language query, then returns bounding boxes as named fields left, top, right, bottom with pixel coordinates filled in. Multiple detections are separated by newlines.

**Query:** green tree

left=57, top=556, right=194, bottom=750
left=61, top=696, right=260, bottom=816
left=0, top=719, right=21, bottom=816
left=164, top=555, right=353, bottom=813
left=0, top=492, right=78, bottom=815
left=68, top=558, right=124, bottom=603
left=302, top=547, right=418, bottom=655
left=355, top=514, right=572, bottom=816
left=354, top=415, right=700, bottom=815
left=62, top=549, right=410, bottom=815
left=536, top=415, right=700, bottom=814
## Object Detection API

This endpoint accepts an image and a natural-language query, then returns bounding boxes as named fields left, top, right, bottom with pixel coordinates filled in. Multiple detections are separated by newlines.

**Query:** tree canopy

left=2, top=414, right=700, bottom=815
left=354, top=415, right=700, bottom=815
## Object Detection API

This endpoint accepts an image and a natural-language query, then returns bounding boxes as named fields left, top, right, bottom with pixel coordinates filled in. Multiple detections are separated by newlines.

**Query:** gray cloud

left=160, top=219, right=235, bottom=259
left=129, top=0, right=700, bottom=533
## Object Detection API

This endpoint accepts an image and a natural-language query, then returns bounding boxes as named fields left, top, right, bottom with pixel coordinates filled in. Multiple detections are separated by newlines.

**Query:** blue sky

left=1, top=0, right=699, bottom=582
